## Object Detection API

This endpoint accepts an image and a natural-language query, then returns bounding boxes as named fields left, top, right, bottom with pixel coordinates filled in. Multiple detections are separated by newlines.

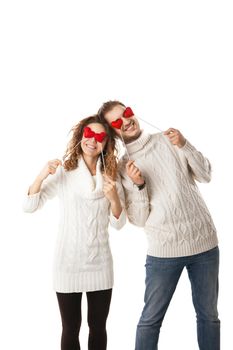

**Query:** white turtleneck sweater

left=23, top=157, right=127, bottom=293
left=119, top=131, right=218, bottom=258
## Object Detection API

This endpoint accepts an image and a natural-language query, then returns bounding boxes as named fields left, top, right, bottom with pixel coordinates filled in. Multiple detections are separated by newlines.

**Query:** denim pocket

left=145, top=255, right=155, bottom=268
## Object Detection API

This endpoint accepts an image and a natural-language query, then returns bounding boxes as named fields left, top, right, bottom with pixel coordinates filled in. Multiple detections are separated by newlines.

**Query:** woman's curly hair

left=63, top=115, right=118, bottom=180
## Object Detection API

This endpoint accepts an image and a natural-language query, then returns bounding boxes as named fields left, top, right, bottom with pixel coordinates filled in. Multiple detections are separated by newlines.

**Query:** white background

left=0, top=0, right=232, bottom=349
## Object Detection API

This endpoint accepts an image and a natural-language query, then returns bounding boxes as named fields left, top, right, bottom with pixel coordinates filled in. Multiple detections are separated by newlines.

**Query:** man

left=98, top=100, right=220, bottom=350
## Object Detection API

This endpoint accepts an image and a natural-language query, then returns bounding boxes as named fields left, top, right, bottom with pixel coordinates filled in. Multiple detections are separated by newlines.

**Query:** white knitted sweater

left=119, top=131, right=218, bottom=258
left=23, top=156, right=127, bottom=293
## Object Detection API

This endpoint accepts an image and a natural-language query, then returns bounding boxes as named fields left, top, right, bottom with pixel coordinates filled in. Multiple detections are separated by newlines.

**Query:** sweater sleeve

left=179, top=140, right=212, bottom=183
left=23, top=166, right=61, bottom=213
left=109, top=176, right=127, bottom=230
left=118, top=158, right=149, bottom=227
left=123, top=181, right=150, bottom=227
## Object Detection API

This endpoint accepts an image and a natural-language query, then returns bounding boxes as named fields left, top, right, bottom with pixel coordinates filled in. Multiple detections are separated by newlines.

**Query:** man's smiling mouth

left=124, top=120, right=135, bottom=132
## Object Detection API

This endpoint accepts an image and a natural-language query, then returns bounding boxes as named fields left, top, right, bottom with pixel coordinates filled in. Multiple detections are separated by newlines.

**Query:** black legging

left=56, top=289, right=112, bottom=350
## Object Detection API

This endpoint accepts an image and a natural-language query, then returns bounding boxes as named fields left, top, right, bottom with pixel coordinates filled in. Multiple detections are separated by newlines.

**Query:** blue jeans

left=135, top=247, right=220, bottom=350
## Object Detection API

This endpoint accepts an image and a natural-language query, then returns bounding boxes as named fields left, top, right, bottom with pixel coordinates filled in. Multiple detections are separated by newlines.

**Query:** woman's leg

left=86, top=289, right=112, bottom=350
left=56, top=292, right=82, bottom=350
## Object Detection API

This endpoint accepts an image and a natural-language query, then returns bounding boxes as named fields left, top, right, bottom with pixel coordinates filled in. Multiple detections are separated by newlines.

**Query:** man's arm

left=120, top=160, right=150, bottom=227
left=164, top=128, right=211, bottom=183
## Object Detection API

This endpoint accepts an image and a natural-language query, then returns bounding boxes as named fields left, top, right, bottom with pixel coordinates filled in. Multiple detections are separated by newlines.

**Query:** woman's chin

left=83, top=148, right=96, bottom=156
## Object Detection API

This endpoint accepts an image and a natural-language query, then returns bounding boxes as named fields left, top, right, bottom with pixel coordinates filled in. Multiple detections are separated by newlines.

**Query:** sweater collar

left=123, top=130, right=151, bottom=156
left=71, top=156, right=104, bottom=199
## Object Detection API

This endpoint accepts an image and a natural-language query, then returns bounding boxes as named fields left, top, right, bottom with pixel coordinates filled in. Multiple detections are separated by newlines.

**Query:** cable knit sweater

left=119, top=131, right=218, bottom=258
left=23, top=156, right=127, bottom=293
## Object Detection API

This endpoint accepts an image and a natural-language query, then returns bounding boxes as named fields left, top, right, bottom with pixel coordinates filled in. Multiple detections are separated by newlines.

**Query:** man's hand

left=164, top=128, right=186, bottom=148
left=126, top=160, right=145, bottom=186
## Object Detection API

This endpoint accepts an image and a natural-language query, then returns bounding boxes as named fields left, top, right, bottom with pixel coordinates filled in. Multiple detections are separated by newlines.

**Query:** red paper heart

left=111, top=118, right=123, bottom=129
left=123, top=107, right=134, bottom=118
left=95, top=132, right=106, bottom=143
left=83, top=127, right=106, bottom=143
left=84, top=126, right=95, bottom=138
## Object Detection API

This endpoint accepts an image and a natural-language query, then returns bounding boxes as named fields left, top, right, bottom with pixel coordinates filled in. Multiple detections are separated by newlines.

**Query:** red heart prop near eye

left=111, top=118, right=123, bottom=129
left=95, top=132, right=106, bottom=143
left=83, top=127, right=106, bottom=143
left=123, top=107, right=134, bottom=118
left=84, top=126, right=95, bottom=138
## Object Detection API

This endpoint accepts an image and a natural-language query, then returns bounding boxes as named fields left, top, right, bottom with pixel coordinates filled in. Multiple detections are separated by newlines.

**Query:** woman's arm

left=29, top=159, right=62, bottom=194
left=23, top=159, right=62, bottom=213
left=103, top=174, right=122, bottom=218
left=103, top=174, right=126, bottom=230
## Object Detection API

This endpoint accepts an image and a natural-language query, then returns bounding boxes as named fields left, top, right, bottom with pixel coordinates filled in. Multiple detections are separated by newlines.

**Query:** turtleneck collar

left=68, top=155, right=104, bottom=199
left=123, top=130, right=151, bottom=156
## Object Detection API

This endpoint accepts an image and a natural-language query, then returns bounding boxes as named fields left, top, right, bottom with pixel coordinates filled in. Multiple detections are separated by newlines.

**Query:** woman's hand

left=126, top=160, right=145, bottom=185
left=103, top=174, right=122, bottom=218
left=38, top=159, right=62, bottom=181
left=103, top=174, right=118, bottom=203
left=28, top=159, right=62, bottom=195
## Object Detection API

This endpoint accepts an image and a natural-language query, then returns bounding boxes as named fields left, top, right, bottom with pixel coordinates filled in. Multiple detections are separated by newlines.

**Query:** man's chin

left=124, top=129, right=142, bottom=143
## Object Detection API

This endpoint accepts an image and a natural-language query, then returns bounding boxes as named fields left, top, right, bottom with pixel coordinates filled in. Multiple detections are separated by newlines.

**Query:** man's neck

left=125, top=130, right=142, bottom=144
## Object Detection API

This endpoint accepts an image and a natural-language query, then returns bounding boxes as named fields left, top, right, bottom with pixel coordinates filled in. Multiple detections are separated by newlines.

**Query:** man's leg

left=187, top=247, right=220, bottom=350
left=135, top=255, right=184, bottom=350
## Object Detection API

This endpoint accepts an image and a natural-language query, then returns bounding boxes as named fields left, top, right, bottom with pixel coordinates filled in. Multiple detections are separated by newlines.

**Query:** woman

left=23, top=115, right=126, bottom=350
